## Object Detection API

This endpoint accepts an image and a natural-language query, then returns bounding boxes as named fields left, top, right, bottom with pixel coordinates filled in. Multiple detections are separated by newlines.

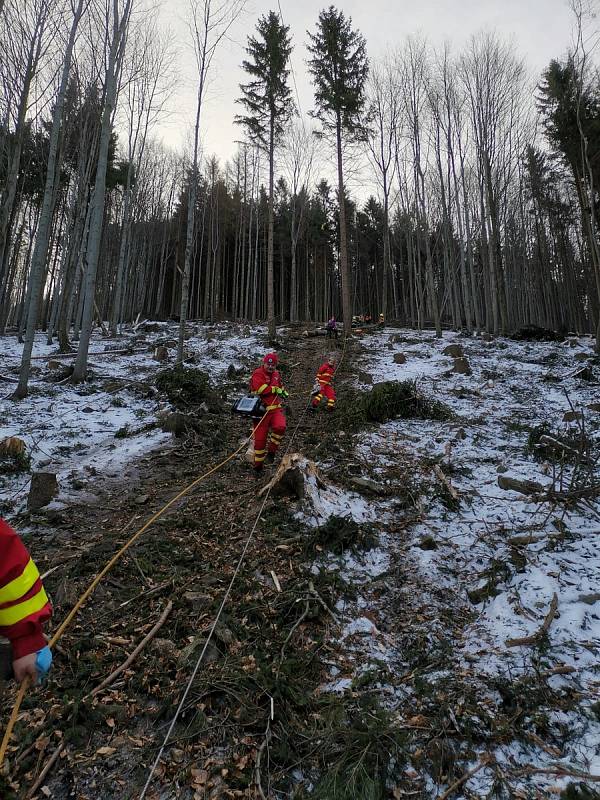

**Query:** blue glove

left=35, top=646, right=52, bottom=682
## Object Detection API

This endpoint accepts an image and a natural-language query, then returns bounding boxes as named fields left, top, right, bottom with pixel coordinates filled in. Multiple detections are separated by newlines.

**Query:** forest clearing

left=0, top=321, right=599, bottom=799
left=2, top=0, right=600, bottom=796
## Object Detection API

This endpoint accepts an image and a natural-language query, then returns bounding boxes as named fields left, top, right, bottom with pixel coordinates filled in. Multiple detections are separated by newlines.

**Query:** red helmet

left=263, top=353, right=278, bottom=367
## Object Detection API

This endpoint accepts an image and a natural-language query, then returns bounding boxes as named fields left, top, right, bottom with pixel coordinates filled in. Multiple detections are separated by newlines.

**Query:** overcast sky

left=153, top=0, right=575, bottom=167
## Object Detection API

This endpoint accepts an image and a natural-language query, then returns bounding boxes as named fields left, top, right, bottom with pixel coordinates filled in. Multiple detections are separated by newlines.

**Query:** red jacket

left=316, top=363, right=335, bottom=387
left=250, top=366, right=286, bottom=411
left=0, top=518, right=51, bottom=659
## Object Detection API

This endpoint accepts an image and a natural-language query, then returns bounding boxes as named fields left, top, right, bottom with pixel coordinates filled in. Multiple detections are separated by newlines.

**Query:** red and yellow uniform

left=0, top=518, right=51, bottom=660
left=249, top=353, right=287, bottom=470
left=312, top=360, right=336, bottom=410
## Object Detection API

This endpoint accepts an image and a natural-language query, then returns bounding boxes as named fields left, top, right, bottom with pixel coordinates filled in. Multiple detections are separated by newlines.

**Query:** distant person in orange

left=310, top=354, right=336, bottom=412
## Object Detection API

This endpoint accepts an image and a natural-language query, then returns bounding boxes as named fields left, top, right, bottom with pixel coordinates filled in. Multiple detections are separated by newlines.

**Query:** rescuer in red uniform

left=0, top=517, right=53, bottom=684
left=249, top=353, right=288, bottom=471
left=311, top=354, right=336, bottom=411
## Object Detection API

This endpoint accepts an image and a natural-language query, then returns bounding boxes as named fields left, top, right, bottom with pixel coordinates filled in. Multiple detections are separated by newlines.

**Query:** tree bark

left=336, top=114, right=351, bottom=336
left=14, top=0, right=86, bottom=398
left=72, top=0, right=133, bottom=383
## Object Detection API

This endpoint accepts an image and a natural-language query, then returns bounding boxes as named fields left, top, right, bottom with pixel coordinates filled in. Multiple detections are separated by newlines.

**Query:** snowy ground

left=313, top=328, right=600, bottom=797
left=0, top=322, right=266, bottom=513
left=2, top=322, right=599, bottom=796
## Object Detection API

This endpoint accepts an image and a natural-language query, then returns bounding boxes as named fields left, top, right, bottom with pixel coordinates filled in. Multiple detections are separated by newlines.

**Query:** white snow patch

left=0, top=322, right=266, bottom=512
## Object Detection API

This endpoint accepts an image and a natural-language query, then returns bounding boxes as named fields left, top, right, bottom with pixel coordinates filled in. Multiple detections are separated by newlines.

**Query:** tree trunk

left=14, top=0, right=86, bottom=398
left=0, top=2, right=47, bottom=289
left=267, top=118, right=275, bottom=339
left=72, top=0, right=133, bottom=382
left=336, top=115, right=351, bottom=336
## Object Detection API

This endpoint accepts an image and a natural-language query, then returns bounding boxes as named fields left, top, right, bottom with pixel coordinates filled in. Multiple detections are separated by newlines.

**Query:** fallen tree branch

left=433, top=465, right=459, bottom=501
left=506, top=593, right=558, bottom=648
left=308, top=581, right=339, bottom=625
left=516, top=765, right=600, bottom=782
left=526, top=731, right=563, bottom=758
left=278, top=600, right=310, bottom=669
left=546, top=483, right=600, bottom=502
left=255, top=724, right=271, bottom=800
left=539, top=664, right=576, bottom=679
left=436, top=755, right=493, bottom=800
left=31, top=347, right=148, bottom=361
left=498, top=474, right=600, bottom=504
left=89, top=600, right=173, bottom=697
left=498, top=475, right=545, bottom=495
left=26, top=742, right=65, bottom=799
left=508, top=533, right=547, bottom=546
left=538, top=434, right=581, bottom=457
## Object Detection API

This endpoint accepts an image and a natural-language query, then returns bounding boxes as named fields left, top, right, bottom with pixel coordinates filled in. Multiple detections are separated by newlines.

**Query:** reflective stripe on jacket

left=249, top=366, right=286, bottom=411
left=0, top=518, right=52, bottom=659
left=316, top=363, right=335, bottom=387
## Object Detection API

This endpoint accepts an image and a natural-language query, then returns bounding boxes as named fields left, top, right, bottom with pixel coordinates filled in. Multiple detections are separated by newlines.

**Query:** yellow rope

left=0, top=412, right=267, bottom=770
left=0, top=680, right=28, bottom=769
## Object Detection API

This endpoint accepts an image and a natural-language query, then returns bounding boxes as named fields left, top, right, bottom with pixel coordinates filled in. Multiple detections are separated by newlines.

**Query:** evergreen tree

left=307, top=6, right=368, bottom=334
left=538, top=56, right=600, bottom=346
left=537, top=57, right=600, bottom=184
left=236, top=10, right=294, bottom=338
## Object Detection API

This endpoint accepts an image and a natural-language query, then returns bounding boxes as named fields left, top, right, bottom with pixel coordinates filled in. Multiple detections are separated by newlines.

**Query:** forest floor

left=0, top=322, right=599, bottom=800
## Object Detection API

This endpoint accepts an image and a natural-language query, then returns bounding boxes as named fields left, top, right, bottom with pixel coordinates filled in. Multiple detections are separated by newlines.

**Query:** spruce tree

left=236, top=11, right=294, bottom=339
left=307, top=6, right=368, bottom=335
left=538, top=56, right=600, bottom=346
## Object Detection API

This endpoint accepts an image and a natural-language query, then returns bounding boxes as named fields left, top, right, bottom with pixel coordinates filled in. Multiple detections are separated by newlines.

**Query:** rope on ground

left=139, top=336, right=347, bottom=797
left=0, top=410, right=268, bottom=771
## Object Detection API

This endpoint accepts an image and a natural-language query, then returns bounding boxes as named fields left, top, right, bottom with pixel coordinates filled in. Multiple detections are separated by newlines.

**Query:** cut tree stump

left=28, top=472, right=59, bottom=510
left=0, top=437, right=26, bottom=458
left=452, top=357, right=472, bottom=375
left=443, top=343, right=464, bottom=358
left=258, top=453, right=325, bottom=500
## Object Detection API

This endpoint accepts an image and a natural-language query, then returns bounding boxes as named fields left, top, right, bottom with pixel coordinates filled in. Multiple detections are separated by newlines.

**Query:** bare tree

left=366, top=56, right=400, bottom=320
left=72, top=0, right=135, bottom=382
left=0, top=0, right=54, bottom=304
left=459, top=32, right=527, bottom=334
left=109, top=16, right=176, bottom=336
left=14, top=0, right=88, bottom=398
left=281, top=122, right=318, bottom=321
left=177, top=0, right=245, bottom=362
left=397, top=36, right=442, bottom=336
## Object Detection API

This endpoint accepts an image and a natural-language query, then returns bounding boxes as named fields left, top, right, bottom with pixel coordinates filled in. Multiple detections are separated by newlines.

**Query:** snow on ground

left=295, top=470, right=380, bottom=527
left=362, top=329, right=600, bottom=682
left=318, top=327, right=600, bottom=795
left=0, top=322, right=266, bottom=513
